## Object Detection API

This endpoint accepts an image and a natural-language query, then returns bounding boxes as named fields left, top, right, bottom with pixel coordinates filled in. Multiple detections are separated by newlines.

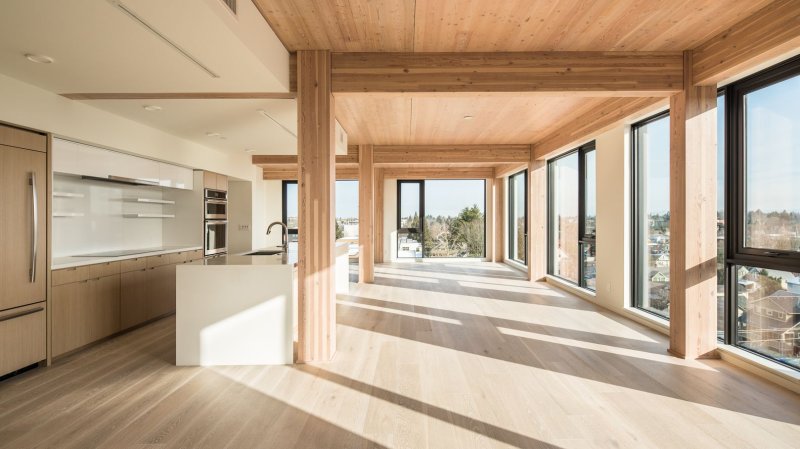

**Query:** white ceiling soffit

left=89, top=98, right=298, bottom=155
left=0, top=0, right=290, bottom=93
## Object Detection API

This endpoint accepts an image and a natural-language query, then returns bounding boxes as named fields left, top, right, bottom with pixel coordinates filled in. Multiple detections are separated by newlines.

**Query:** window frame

left=630, top=110, right=671, bottom=317
left=721, top=55, right=800, bottom=371
left=396, top=179, right=487, bottom=259
left=725, top=55, right=800, bottom=272
left=547, top=141, right=596, bottom=290
left=281, top=180, right=298, bottom=236
left=508, top=169, right=528, bottom=265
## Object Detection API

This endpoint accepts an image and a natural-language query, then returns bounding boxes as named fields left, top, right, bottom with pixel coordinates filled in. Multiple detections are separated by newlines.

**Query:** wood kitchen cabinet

left=52, top=274, right=120, bottom=357
left=0, top=303, right=46, bottom=376
left=202, top=171, right=228, bottom=191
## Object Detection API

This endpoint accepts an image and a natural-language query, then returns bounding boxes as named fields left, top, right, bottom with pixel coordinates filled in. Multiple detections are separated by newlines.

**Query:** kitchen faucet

left=267, top=221, right=289, bottom=251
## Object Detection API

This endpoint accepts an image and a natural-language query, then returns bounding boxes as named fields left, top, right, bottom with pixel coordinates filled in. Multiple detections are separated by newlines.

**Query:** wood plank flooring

left=1, top=262, right=799, bottom=448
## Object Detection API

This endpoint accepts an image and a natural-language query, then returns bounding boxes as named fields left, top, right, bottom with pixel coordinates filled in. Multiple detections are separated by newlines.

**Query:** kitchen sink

left=245, top=249, right=285, bottom=256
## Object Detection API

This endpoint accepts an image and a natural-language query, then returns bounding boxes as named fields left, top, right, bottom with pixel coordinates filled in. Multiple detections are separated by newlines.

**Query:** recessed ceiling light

left=205, top=132, right=221, bottom=138
left=463, top=115, right=474, bottom=120
left=143, top=105, right=162, bottom=112
left=25, top=53, right=54, bottom=64
left=244, top=148, right=256, bottom=153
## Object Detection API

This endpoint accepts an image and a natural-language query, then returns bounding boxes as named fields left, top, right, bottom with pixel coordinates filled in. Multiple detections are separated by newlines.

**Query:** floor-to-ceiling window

left=632, top=111, right=671, bottom=318
left=723, top=56, right=800, bottom=369
left=717, top=91, right=726, bottom=340
left=397, top=179, right=486, bottom=258
left=282, top=180, right=299, bottom=243
left=548, top=142, right=596, bottom=290
left=508, top=170, right=527, bottom=265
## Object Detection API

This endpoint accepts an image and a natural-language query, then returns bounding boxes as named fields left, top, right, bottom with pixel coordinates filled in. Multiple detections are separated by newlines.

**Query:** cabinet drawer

left=0, top=303, right=46, bottom=376
left=88, top=261, right=120, bottom=279
left=146, top=254, right=172, bottom=269
left=186, top=249, right=204, bottom=262
left=120, top=257, right=147, bottom=273
left=168, top=251, right=187, bottom=265
left=52, top=266, right=90, bottom=286
left=0, top=124, right=46, bottom=153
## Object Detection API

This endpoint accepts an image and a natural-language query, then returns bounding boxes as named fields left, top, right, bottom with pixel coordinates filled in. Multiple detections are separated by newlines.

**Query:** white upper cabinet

left=158, top=162, right=194, bottom=190
left=52, top=138, right=193, bottom=190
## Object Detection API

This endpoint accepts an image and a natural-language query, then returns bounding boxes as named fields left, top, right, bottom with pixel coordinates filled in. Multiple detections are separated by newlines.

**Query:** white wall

left=593, top=126, right=630, bottom=315
left=0, top=73, right=259, bottom=182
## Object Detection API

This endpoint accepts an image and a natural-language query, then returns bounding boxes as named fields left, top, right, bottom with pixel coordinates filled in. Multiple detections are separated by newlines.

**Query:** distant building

left=740, top=290, right=800, bottom=359
left=650, top=270, right=669, bottom=283
left=654, top=253, right=670, bottom=268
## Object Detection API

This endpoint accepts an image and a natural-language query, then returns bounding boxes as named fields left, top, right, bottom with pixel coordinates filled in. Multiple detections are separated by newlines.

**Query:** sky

left=398, top=179, right=486, bottom=220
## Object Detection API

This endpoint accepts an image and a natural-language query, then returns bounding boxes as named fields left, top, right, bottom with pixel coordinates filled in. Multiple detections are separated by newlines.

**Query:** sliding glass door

left=548, top=142, right=596, bottom=290
left=397, top=179, right=486, bottom=258
left=508, top=170, right=527, bottom=265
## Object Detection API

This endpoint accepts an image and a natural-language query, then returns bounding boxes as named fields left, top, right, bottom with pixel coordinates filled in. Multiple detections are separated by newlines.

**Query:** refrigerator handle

left=30, top=172, right=38, bottom=283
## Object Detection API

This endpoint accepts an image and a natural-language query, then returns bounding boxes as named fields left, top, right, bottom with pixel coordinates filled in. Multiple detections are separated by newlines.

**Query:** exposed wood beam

left=323, top=52, right=683, bottom=95
left=296, top=50, right=336, bottom=363
left=60, top=92, right=296, bottom=100
left=669, top=51, right=719, bottom=360
left=383, top=167, right=495, bottom=179
left=358, top=144, right=375, bottom=283
left=494, top=163, right=528, bottom=179
left=533, top=97, right=665, bottom=160
left=373, top=145, right=530, bottom=165
left=255, top=145, right=530, bottom=167
left=260, top=165, right=358, bottom=180
left=692, top=0, right=800, bottom=86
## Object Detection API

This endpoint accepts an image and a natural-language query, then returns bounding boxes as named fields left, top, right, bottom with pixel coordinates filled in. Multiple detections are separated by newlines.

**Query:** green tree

left=335, top=220, right=344, bottom=240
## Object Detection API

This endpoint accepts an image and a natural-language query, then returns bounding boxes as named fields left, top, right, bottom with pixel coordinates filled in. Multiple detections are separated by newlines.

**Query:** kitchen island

left=175, top=242, right=349, bottom=366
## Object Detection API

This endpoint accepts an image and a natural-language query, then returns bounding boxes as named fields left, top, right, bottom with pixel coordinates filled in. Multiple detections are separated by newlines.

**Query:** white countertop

left=52, top=245, right=203, bottom=269
left=191, top=242, right=350, bottom=268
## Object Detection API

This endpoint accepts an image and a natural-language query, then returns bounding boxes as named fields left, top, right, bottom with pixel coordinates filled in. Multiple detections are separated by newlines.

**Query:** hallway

left=1, top=263, right=799, bottom=448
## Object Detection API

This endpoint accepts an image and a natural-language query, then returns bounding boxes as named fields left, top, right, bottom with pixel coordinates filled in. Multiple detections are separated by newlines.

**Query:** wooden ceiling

left=255, top=0, right=772, bottom=52
left=255, top=0, right=780, bottom=148
left=335, top=94, right=610, bottom=145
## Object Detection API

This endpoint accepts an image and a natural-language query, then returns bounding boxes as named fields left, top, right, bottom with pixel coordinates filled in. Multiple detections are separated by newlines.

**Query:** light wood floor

left=1, top=262, right=799, bottom=449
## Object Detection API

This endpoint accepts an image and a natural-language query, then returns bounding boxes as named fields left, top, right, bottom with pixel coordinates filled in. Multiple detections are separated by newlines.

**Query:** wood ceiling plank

left=692, top=0, right=800, bottom=85
left=330, top=52, right=683, bottom=94
left=533, top=97, right=667, bottom=160
left=257, top=0, right=771, bottom=52
left=253, top=0, right=414, bottom=52
left=61, top=92, right=296, bottom=100
left=383, top=166, right=495, bottom=179
left=373, top=145, right=530, bottom=165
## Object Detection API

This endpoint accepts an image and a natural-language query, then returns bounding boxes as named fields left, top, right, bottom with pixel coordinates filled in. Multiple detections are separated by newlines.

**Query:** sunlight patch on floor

left=338, top=299, right=462, bottom=325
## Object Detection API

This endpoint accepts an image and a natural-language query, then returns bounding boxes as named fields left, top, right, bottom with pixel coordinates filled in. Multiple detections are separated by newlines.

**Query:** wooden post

left=358, top=144, right=374, bottom=283
left=669, top=50, right=718, bottom=359
left=528, top=157, right=547, bottom=281
left=297, top=50, right=336, bottom=363
left=374, top=168, right=384, bottom=264
left=493, top=177, right=505, bottom=263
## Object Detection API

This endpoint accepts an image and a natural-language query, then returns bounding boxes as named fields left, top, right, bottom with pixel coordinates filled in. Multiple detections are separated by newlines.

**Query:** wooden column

left=528, top=158, right=547, bottom=281
left=374, top=168, right=384, bottom=264
left=297, top=50, right=336, bottom=363
left=669, top=51, right=718, bottom=359
left=493, top=177, right=505, bottom=263
left=358, top=144, right=374, bottom=283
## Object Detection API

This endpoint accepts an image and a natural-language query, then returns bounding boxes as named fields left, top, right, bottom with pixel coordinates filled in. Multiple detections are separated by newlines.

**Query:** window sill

left=504, top=259, right=527, bottom=273
left=545, top=275, right=595, bottom=301
left=621, top=306, right=670, bottom=335
left=716, top=344, right=800, bottom=394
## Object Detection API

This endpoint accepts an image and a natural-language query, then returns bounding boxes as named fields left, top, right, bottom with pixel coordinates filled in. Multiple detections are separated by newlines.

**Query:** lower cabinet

left=52, top=275, right=120, bottom=357
left=0, top=303, right=46, bottom=375
left=53, top=251, right=203, bottom=357
left=120, top=264, right=176, bottom=330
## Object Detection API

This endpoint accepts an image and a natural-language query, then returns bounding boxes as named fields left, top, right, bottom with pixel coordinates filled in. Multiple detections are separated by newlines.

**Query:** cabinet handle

left=0, top=306, right=44, bottom=323
left=29, top=172, right=38, bottom=283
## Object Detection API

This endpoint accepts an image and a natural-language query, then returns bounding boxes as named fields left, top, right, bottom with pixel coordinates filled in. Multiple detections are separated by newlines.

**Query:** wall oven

left=205, top=189, right=227, bottom=219
left=205, top=220, right=227, bottom=256
left=204, top=188, right=228, bottom=256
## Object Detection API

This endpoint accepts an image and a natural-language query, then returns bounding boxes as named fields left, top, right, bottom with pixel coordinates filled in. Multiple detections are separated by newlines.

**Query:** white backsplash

left=53, top=175, right=167, bottom=257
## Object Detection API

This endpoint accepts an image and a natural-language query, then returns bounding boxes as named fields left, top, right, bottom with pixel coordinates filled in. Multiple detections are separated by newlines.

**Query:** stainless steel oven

left=205, top=189, right=228, bottom=220
left=204, top=220, right=227, bottom=256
